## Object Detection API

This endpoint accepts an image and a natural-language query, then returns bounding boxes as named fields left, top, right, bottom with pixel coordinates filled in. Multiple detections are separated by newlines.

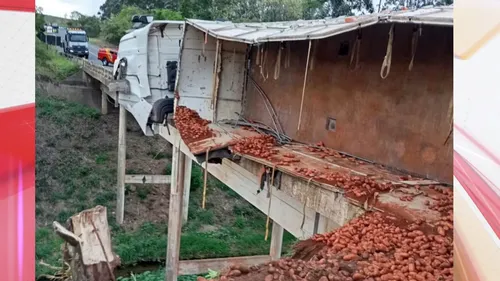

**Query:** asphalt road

left=55, top=27, right=112, bottom=68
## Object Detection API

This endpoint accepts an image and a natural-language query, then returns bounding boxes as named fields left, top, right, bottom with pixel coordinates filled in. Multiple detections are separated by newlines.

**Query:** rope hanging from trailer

left=309, top=40, right=317, bottom=71
left=408, top=25, right=422, bottom=71
left=380, top=24, right=394, bottom=79
left=265, top=165, right=276, bottom=241
left=202, top=32, right=208, bottom=58
left=300, top=177, right=314, bottom=231
left=444, top=97, right=453, bottom=145
left=202, top=146, right=211, bottom=209
left=256, top=44, right=261, bottom=65
left=247, top=76, right=285, bottom=136
left=350, top=29, right=362, bottom=71
left=285, top=42, right=291, bottom=69
left=260, top=43, right=269, bottom=81
left=273, top=43, right=283, bottom=80
left=297, top=40, right=313, bottom=132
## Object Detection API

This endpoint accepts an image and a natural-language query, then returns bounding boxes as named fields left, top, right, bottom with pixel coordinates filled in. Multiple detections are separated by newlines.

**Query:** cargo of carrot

left=212, top=186, right=453, bottom=281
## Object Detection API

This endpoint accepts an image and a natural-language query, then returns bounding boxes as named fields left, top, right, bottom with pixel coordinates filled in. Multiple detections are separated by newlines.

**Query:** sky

left=36, top=0, right=106, bottom=18
left=37, top=0, right=383, bottom=18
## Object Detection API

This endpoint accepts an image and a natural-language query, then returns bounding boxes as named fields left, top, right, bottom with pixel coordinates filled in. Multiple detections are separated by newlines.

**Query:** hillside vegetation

left=35, top=38, right=79, bottom=81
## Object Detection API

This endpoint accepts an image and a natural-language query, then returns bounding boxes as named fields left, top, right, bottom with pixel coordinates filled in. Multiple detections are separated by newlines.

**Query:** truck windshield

left=69, top=34, right=87, bottom=42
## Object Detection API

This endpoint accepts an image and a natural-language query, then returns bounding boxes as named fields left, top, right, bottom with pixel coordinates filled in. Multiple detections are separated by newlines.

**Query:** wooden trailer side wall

left=177, top=25, right=246, bottom=122
left=243, top=24, right=453, bottom=183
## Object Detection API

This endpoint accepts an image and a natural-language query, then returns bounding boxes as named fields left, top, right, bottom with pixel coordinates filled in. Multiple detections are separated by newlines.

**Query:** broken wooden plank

left=124, top=174, right=171, bottom=184
left=178, top=255, right=270, bottom=275
left=53, top=221, right=82, bottom=246
left=399, top=180, right=442, bottom=186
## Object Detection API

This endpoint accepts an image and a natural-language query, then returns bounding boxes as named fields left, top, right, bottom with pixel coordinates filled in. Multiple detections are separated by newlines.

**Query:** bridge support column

left=270, top=222, right=284, bottom=261
left=182, top=157, right=192, bottom=225
left=101, top=92, right=108, bottom=115
left=116, top=105, right=127, bottom=224
left=165, top=144, right=186, bottom=281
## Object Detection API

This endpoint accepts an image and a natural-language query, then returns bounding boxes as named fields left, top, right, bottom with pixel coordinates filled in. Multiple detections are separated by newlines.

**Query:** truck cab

left=63, top=28, right=89, bottom=59
left=112, top=16, right=184, bottom=136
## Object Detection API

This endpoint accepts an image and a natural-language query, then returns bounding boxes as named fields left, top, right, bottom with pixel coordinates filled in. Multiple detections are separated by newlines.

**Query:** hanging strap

left=256, top=44, right=261, bottom=66
left=349, top=30, right=362, bottom=71
left=380, top=24, right=395, bottom=79
left=260, top=43, right=269, bottom=81
left=408, top=26, right=421, bottom=71
left=273, top=43, right=283, bottom=80
left=202, top=32, right=208, bottom=57
left=285, top=42, right=291, bottom=69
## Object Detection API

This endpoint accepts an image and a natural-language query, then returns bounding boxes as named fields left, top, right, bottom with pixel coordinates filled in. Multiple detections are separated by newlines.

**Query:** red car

left=97, top=48, right=118, bottom=66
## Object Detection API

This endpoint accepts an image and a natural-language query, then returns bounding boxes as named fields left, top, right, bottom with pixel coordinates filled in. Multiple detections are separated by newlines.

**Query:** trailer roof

left=186, top=5, right=453, bottom=44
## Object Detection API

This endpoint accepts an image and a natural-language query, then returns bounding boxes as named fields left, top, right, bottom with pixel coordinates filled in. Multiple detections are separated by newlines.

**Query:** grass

left=34, top=94, right=297, bottom=278
left=35, top=37, right=79, bottom=81
left=118, top=270, right=200, bottom=281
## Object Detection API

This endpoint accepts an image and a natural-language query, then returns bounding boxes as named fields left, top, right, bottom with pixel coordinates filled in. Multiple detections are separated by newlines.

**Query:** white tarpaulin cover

left=186, top=5, right=453, bottom=44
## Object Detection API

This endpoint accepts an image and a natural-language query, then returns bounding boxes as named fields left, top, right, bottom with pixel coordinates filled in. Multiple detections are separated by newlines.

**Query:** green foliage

left=101, top=6, right=146, bottom=44
left=36, top=95, right=101, bottom=123
left=118, top=270, right=199, bottom=281
left=35, top=6, right=46, bottom=32
left=99, top=0, right=180, bottom=19
left=70, top=12, right=102, bottom=38
left=152, top=9, right=184, bottom=20
left=35, top=38, right=80, bottom=81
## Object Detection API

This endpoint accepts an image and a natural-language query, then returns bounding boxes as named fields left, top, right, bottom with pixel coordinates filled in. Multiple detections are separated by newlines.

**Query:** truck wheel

left=85, top=55, right=89, bottom=59
left=102, top=59, right=109, bottom=66
left=150, top=98, right=175, bottom=124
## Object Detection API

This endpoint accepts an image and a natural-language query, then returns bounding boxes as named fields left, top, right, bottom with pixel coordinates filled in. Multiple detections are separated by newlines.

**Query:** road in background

left=56, top=27, right=112, bottom=68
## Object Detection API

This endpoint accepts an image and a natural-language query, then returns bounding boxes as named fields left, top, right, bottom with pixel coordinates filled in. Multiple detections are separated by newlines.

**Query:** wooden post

left=116, top=105, right=127, bottom=224
left=182, top=158, right=192, bottom=224
left=53, top=206, right=121, bottom=281
left=269, top=222, right=284, bottom=260
left=101, top=92, right=108, bottom=115
left=165, top=145, right=186, bottom=281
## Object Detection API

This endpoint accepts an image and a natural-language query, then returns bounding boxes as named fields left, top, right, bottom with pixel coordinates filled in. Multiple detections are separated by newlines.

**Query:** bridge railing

left=63, top=53, right=114, bottom=85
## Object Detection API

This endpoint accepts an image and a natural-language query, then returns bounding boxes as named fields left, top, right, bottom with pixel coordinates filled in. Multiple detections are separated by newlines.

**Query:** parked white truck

left=112, top=16, right=184, bottom=136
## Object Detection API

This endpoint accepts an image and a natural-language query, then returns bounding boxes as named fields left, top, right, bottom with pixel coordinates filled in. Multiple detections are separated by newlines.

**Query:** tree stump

left=53, top=206, right=121, bottom=281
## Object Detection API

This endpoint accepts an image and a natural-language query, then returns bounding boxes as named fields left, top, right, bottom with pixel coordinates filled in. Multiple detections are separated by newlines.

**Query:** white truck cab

left=113, top=17, right=184, bottom=136
left=63, top=28, right=89, bottom=59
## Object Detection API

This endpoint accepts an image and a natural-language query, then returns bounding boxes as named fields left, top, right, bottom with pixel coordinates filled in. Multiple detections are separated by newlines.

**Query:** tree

left=70, top=11, right=83, bottom=21
left=99, top=0, right=180, bottom=19
left=101, top=6, right=146, bottom=44
left=382, top=0, right=452, bottom=10
left=35, top=6, right=45, bottom=32
left=152, top=9, right=184, bottom=20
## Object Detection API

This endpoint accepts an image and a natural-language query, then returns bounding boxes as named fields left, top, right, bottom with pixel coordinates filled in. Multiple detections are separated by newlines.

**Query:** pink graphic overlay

left=0, top=0, right=35, bottom=279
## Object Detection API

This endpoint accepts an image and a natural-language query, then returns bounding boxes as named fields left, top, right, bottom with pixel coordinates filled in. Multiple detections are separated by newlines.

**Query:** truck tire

left=102, top=59, right=109, bottom=66
left=85, top=54, right=89, bottom=59
left=149, top=98, right=175, bottom=124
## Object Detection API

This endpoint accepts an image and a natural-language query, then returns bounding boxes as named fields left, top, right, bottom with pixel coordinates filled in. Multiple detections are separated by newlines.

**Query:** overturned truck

left=111, top=5, right=454, bottom=281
